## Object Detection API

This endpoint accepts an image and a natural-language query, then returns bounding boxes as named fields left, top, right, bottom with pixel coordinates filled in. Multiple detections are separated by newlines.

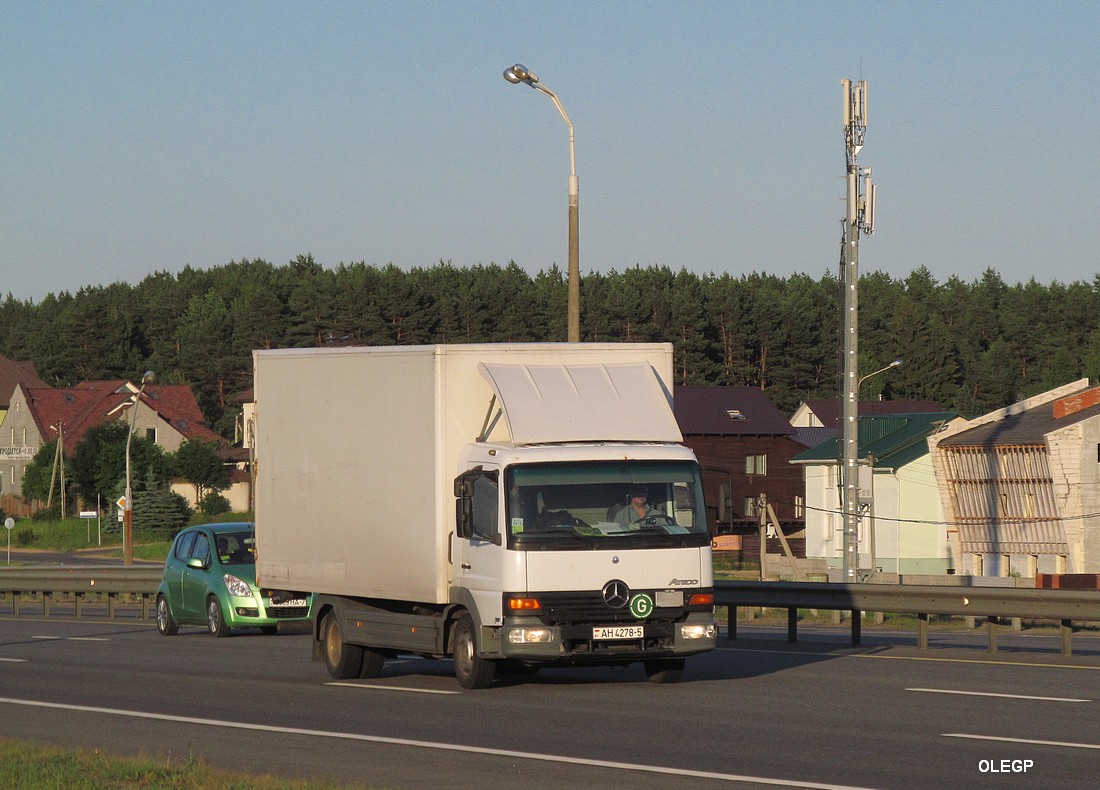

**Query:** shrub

left=15, top=527, right=36, bottom=546
left=198, top=492, right=231, bottom=516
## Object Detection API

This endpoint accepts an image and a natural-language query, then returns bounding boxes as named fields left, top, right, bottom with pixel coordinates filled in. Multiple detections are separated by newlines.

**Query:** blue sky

left=4, top=2, right=1098, bottom=302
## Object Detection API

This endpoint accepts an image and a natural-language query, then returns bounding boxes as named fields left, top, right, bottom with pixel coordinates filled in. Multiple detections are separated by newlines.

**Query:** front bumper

left=224, top=592, right=313, bottom=626
left=497, top=611, right=717, bottom=663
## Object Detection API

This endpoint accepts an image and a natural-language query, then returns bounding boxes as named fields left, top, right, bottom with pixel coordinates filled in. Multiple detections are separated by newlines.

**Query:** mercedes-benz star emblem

left=602, top=580, right=630, bottom=609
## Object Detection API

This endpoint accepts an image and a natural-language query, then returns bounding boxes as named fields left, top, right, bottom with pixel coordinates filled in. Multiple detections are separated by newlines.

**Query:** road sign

left=79, top=510, right=97, bottom=519
left=116, top=496, right=127, bottom=510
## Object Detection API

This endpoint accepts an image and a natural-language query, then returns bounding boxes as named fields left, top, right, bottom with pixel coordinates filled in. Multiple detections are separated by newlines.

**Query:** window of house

left=973, top=553, right=984, bottom=576
left=743, top=497, right=757, bottom=518
left=145, top=428, right=157, bottom=442
left=745, top=454, right=767, bottom=476
left=1056, top=554, right=1067, bottom=574
left=1027, top=554, right=1038, bottom=579
left=1000, top=554, right=1011, bottom=577
left=794, top=495, right=804, bottom=519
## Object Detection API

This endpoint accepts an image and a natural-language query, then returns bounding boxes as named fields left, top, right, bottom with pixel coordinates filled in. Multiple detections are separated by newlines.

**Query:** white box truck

left=253, top=343, right=716, bottom=688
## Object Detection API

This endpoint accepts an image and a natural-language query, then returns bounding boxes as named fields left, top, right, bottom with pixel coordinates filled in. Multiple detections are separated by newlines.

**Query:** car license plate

left=268, top=598, right=306, bottom=607
left=592, top=625, right=644, bottom=640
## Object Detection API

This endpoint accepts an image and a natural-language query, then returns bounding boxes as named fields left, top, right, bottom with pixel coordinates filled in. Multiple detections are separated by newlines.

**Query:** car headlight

left=223, top=574, right=254, bottom=598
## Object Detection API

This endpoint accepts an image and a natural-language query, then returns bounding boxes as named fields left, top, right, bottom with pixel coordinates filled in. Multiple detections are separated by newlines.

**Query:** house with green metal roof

left=791, top=411, right=962, bottom=576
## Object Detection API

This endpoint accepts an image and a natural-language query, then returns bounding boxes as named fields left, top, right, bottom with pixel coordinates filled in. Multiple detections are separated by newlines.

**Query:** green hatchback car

left=156, top=522, right=313, bottom=637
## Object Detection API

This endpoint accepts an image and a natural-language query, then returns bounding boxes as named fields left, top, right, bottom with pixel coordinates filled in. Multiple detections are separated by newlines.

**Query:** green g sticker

left=629, top=593, right=654, bottom=619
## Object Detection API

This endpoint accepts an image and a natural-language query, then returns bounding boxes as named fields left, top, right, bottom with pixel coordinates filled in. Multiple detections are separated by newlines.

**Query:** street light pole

left=504, top=64, right=580, bottom=342
left=858, top=359, right=902, bottom=393
left=124, top=370, right=155, bottom=565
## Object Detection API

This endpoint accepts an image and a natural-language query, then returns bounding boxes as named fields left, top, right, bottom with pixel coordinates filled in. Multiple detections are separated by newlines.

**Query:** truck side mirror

left=455, top=492, right=474, bottom=539
left=718, top=483, right=730, bottom=526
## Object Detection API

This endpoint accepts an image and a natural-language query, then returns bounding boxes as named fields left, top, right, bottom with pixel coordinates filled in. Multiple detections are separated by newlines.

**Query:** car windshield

left=213, top=531, right=256, bottom=565
left=505, top=460, right=709, bottom=551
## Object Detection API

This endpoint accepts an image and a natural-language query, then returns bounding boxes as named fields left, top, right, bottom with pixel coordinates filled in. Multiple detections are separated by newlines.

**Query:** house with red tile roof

left=1, top=378, right=221, bottom=513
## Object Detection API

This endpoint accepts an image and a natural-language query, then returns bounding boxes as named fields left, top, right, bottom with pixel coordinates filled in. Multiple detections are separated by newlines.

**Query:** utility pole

left=840, top=78, right=876, bottom=581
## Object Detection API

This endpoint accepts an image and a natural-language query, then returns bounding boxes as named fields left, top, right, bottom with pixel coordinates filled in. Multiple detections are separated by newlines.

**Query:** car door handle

left=461, top=563, right=471, bottom=570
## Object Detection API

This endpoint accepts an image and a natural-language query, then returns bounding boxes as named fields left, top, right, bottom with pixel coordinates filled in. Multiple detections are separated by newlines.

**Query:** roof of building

left=674, top=386, right=795, bottom=437
left=0, top=353, right=48, bottom=409
left=792, top=426, right=836, bottom=449
left=792, top=412, right=959, bottom=469
left=938, top=386, right=1100, bottom=446
left=798, top=398, right=945, bottom=429
left=25, top=380, right=221, bottom=449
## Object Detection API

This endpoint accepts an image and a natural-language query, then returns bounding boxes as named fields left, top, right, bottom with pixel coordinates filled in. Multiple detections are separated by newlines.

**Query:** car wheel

left=321, top=610, right=363, bottom=679
left=207, top=596, right=230, bottom=638
left=452, top=612, right=495, bottom=690
left=156, top=595, right=178, bottom=636
left=643, top=658, right=685, bottom=684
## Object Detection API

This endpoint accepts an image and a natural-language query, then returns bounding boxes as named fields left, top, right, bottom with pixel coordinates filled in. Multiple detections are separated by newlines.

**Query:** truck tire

left=452, top=613, right=496, bottom=690
left=207, top=596, right=230, bottom=638
left=156, top=595, right=178, bottom=636
left=359, top=648, right=385, bottom=679
left=321, top=610, right=364, bottom=679
left=643, top=658, right=685, bottom=684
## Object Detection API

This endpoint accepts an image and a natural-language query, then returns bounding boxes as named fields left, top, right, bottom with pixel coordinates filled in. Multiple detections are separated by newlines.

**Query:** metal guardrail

left=0, top=566, right=163, bottom=621
left=715, top=580, right=1100, bottom=657
left=3, top=568, right=1099, bottom=656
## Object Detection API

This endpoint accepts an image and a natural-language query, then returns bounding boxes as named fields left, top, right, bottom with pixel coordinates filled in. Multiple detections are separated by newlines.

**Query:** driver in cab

left=614, top=485, right=653, bottom=528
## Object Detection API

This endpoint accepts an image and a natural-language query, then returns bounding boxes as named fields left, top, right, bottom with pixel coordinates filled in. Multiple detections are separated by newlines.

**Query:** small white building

left=793, top=412, right=961, bottom=575
left=928, top=379, right=1100, bottom=576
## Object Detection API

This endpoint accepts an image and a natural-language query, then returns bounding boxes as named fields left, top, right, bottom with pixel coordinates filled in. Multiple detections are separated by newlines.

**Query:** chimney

left=1053, top=387, right=1100, bottom=419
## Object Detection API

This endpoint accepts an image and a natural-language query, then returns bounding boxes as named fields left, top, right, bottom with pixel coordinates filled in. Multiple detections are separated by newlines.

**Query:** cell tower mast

left=840, top=78, right=876, bottom=581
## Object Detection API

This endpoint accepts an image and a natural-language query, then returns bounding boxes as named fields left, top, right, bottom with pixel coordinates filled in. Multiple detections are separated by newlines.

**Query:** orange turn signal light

left=689, top=593, right=714, bottom=606
left=507, top=597, right=542, bottom=610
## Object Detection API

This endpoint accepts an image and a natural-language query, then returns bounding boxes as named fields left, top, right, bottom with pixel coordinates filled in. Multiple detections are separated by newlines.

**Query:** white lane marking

left=719, top=646, right=1100, bottom=670
left=945, top=733, right=1100, bottom=751
left=908, top=687, right=1090, bottom=703
left=31, top=636, right=62, bottom=640
left=0, top=658, right=27, bottom=663
left=325, top=682, right=459, bottom=695
left=0, top=696, right=877, bottom=790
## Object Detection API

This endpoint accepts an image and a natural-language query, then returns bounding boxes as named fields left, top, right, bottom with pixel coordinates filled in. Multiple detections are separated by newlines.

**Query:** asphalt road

left=1, top=615, right=1098, bottom=789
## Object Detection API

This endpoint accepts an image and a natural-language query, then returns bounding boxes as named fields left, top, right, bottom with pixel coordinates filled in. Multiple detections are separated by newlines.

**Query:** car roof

left=199, top=522, right=254, bottom=534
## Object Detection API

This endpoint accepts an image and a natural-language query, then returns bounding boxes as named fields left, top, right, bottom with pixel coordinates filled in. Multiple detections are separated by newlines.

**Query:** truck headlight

left=223, top=574, right=254, bottom=598
left=680, top=623, right=717, bottom=640
left=508, top=628, right=554, bottom=644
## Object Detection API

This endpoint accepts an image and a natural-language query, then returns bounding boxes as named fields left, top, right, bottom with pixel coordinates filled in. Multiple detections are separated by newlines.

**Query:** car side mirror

left=187, top=557, right=206, bottom=570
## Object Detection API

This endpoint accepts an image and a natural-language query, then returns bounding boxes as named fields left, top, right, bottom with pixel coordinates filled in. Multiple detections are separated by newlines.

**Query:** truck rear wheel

left=322, top=610, right=364, bottom=679
left=643, top=658, right=685, bottom=684
left=452, top=613, right=496, bottom=690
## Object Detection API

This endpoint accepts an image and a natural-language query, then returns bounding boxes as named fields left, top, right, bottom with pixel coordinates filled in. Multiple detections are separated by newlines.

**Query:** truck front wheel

left=452, top=613, right=496, bottom=690
left=321, top=610, right=364, bottom=679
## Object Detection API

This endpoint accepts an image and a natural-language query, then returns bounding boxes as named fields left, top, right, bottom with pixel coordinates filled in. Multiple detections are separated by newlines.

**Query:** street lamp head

left=141, top=370, right=156, bottom=385
left=889, top=359, right=903, bottom=369
left=504, top=63, right=537, bottom=85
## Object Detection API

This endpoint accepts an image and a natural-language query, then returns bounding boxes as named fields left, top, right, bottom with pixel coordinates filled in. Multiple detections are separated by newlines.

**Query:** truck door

left=453, top=466, right=505, bottom=627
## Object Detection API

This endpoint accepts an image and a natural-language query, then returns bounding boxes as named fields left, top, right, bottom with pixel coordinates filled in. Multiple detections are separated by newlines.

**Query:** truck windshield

left=505, top=461, right=710, bottom=551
